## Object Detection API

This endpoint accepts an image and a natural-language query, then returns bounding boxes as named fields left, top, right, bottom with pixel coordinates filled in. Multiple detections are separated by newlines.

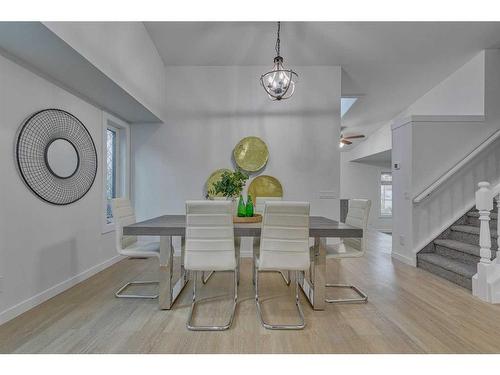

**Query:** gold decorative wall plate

left=233, top=136, right=269, bottom=172
left=206, top=168, right=231, bottom=198
left=248, top=175, right=283, bottom=200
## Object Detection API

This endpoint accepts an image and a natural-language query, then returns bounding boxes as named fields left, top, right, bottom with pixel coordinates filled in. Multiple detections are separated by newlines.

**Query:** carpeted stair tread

left=451, top=224, right=498, bottom=238
left=466, top=211, right=498, bottom=220
left=417, top=253, right=477, bottom=278
left=417, top=204, right=498, bottom=289
left=433, top=239, right=480, bottom=257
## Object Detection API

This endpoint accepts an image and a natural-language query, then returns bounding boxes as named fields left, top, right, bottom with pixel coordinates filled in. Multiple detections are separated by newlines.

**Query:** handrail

left=413, top=129, right=500, bottom=203
left=493, top=182, right=500, bottom=196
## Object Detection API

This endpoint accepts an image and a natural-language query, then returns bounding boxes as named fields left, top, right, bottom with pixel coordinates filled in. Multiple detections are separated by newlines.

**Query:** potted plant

left=207, top=169, right=249, bottom=213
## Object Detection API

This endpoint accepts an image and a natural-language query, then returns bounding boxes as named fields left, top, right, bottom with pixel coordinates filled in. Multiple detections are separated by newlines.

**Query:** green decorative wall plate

left=248, top=175, right=283, bottom=200
left=206, top=168, right=231, bottom=198
left=233, top=136, right=269, bottom=172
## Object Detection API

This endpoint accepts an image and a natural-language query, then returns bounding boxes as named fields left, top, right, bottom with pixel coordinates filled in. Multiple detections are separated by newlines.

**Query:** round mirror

left=45, top=138, right=79, bottom=178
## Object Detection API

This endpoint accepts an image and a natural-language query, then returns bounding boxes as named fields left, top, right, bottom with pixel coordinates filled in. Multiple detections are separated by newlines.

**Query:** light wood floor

left=1, top=230, right=500, bottom=354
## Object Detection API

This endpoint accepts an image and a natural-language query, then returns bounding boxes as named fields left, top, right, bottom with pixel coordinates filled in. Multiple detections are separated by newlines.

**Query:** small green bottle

left=245, top=194, right=254, bottom=217
left=237, top=195, right=246, bottom=217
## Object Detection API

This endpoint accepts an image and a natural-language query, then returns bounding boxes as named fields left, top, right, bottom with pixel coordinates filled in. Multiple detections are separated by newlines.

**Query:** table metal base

left=298, top=237, right=326, bottom=310
left=159, top=236, right=189, bottom=310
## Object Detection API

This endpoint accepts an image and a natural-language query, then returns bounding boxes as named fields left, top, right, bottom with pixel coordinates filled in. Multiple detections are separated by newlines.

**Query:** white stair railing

left=413, top=129, right=500, bottom=203
left=472, top=181, right=500, bottom=303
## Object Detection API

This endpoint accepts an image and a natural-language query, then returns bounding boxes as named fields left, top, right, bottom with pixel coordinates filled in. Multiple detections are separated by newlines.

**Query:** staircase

left=417, top=201, right=498, bottom=290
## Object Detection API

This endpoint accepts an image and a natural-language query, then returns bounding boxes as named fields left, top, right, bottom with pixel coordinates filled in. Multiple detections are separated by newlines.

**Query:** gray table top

left=123, top=214, right=363, bottom=238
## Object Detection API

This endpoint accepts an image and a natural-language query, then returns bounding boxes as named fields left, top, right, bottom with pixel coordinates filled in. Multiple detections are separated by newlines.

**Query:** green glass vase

left=245, top=195, right=254, bottom=217
left=237, top=195, right=246, bottom=217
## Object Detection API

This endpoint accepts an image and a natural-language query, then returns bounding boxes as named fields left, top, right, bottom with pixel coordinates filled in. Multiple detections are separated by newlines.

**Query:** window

left=105, top=127, right=118, bottom=224
left=341, top=97, right=358, bottom=118
left=102, top=113, right=130, bottom=233
left=380, top=172, right=392, bottom=217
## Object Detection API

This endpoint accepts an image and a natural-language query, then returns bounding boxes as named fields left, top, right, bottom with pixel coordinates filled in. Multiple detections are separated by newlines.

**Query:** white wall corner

left=391, top=251, right=416, bottom=267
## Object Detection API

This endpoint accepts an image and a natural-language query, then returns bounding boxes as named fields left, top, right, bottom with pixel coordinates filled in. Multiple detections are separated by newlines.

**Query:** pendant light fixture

left=260, top=22, right=298, bottom=101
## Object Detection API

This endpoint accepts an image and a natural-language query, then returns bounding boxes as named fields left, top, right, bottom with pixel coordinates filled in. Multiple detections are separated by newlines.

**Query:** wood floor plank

left=1, top=230, right=500, bottom=353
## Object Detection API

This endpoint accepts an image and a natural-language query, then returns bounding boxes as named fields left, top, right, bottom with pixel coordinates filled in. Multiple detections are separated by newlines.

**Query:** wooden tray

left=233, top=214, right=262, bottom=223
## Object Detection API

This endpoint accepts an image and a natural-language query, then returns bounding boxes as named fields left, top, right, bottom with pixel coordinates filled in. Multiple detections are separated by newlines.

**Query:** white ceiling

left=0, top=22, right=161, bottom=123
left=145, top=22, right=500, bottom=136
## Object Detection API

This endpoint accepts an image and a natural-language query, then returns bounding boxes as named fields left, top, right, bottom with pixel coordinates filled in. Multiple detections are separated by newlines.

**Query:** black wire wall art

left=15, top=109, right=98, bottom=205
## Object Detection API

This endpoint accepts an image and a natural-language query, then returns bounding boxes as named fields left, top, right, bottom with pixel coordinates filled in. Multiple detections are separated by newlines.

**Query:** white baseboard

left=391, top=251, right=416, bottom=267
left=0, top=254, right=124, bottom=326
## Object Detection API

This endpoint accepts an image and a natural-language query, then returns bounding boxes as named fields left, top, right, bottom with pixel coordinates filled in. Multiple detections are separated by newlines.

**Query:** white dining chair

left=254, top=201, right=310, bottom=330
left=185, top=200, right=238, bottom=331
left=201, top=197, right=236, bottom=285
left=252, top=196, right=290, bottom=286
left=325, top=199, right=371, bottom=303
left=111, top=198, right=160, bottom=299
left=204, top=196, right=286, bottom=285
left=255, top=196, right=282, bottom=215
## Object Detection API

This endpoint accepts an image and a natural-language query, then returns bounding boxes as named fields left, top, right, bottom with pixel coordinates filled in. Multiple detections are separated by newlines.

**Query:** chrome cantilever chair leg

left=253, top=270, right=291, bottom=286
left=277, top=270, right=291, bottom=286
left=115, top=281, right=159, bottom=299
left=187, top=270, right=238, bottom=331
left=255, top=270, right=305, bottom=330
left=203, top=268, right=240, bottom=285
left=325, top=283, right=368, bottom=303
left=201, top=271, right=214, bottom=284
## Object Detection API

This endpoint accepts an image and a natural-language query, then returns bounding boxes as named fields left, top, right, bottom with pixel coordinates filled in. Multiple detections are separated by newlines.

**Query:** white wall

left=132, top=65, right=341, bottom=223
left=400, top=51, right=485, bottom=117
left=0, top=53, right=118, bottom=324
left=391, top=121, right=414, bottom=265
left=340, top=153, right=392, bottom=232
left=43, top=22, right=166, bottom=122
left=390, top=50, right=500, bottom=265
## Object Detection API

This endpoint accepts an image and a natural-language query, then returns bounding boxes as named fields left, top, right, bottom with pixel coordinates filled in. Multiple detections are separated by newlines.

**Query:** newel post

left=473, top=182, right=500, bottom=303
left=476, top=182, right=493, bottom=264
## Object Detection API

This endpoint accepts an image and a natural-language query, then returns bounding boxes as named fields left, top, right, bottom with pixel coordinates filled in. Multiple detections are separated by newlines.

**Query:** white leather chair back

left=185, top=200, right=236, bottom=271
left=255, top=196, right=282, bottom=215
left=344, top=199, right=371, bottom=252
left=111, top=198, right=138, bottom=253
left=259, top=201, right=310, bottom=271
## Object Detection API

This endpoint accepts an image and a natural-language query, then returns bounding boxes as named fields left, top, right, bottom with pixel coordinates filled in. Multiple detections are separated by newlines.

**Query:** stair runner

left=417, top=202, right=498, bottom=290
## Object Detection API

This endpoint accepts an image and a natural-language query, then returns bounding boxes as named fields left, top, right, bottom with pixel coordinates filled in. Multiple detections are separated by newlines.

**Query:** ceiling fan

left=339, top=133, right=365, bottom=147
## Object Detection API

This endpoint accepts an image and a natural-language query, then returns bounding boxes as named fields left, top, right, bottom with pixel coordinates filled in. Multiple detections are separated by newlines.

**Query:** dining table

left=123, top=215, right=363, bottom=311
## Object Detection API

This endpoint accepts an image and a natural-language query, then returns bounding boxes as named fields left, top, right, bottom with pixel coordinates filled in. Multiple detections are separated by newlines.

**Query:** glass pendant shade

left=260, top=56, right=298, bottom=100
